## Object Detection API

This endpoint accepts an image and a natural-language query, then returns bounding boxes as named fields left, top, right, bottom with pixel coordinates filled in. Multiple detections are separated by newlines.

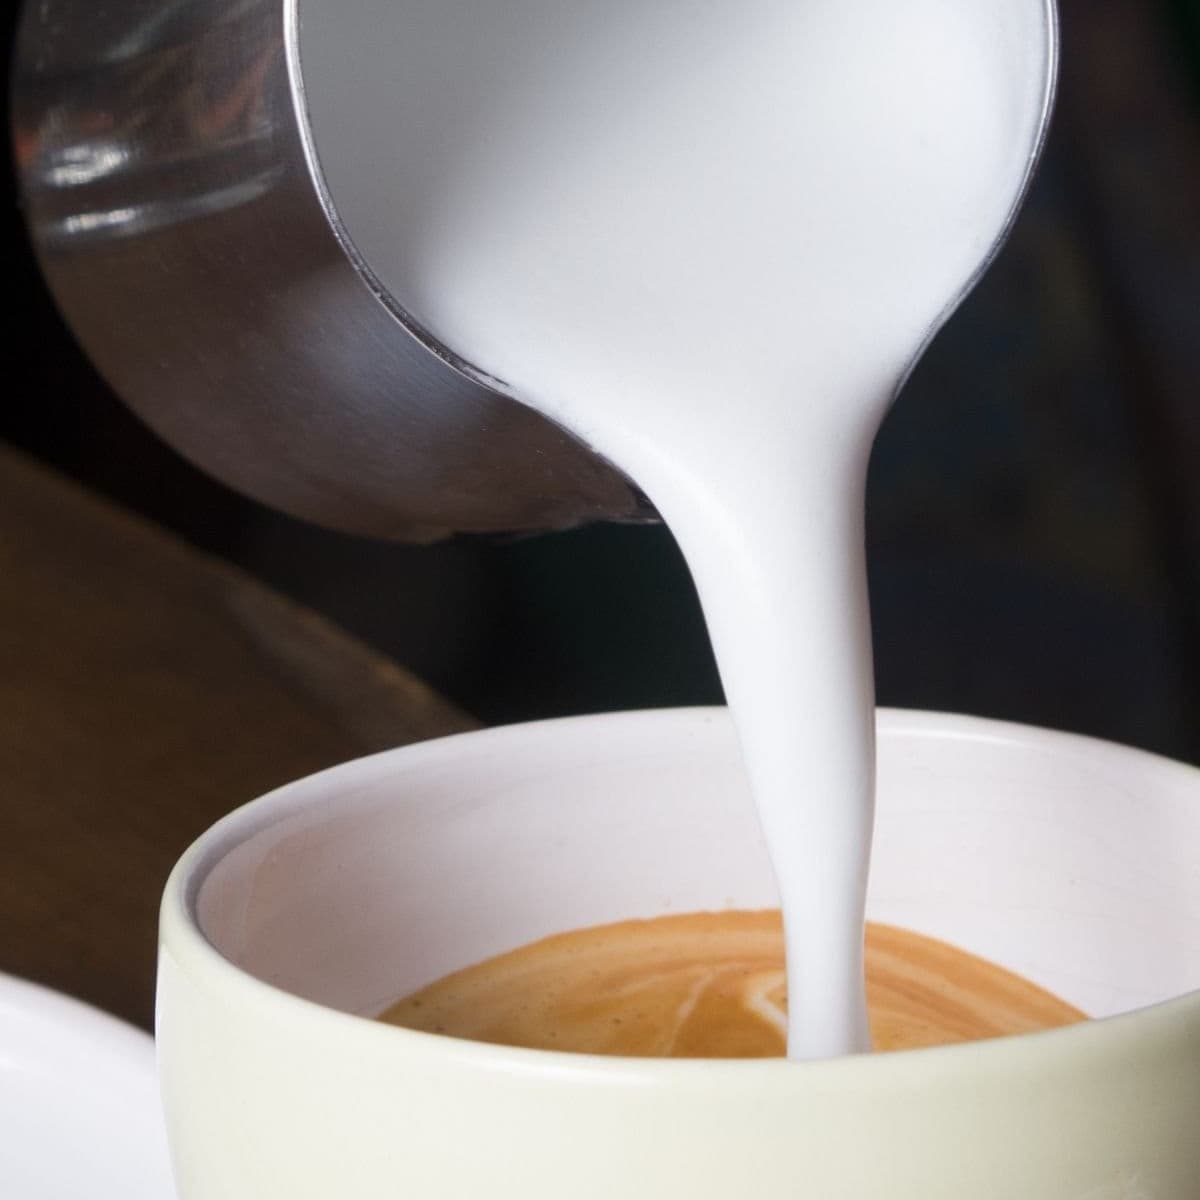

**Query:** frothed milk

left=300, top=0, right=1053, bottom=1056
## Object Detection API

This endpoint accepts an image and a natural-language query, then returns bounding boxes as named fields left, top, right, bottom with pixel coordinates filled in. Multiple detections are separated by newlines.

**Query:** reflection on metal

left=50, top=172, right=282, bottom=244
left=14, top=0, right=649, bottom=539
left=59, top=207, right=140, bottom=237
left=43, top=142, right=131, bottom=188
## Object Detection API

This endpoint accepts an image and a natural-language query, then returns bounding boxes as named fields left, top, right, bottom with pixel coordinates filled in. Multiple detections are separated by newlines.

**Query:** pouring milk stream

left=300, top=0, right=1055, bottom=1057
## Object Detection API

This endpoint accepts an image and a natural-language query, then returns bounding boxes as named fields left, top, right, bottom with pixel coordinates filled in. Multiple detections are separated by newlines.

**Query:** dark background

left=6, top=0, right=1200, bottom=761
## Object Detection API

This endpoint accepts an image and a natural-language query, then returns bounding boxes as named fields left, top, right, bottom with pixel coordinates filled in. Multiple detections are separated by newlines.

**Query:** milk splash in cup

left=299, top=0, right=1056, bottom=1057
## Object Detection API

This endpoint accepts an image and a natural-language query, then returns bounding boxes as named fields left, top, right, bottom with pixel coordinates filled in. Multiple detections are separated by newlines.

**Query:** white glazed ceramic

left=0, top=973, right=175, bottom=1199
left=158, top=709, right=1200, bottom=1198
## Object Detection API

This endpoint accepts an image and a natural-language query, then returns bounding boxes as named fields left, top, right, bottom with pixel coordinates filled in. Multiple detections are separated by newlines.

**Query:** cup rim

left=158, top=706, right=1200, bottom=1082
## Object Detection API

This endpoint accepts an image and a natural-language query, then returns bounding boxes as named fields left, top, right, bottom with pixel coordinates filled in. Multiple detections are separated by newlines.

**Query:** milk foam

left=300, top=0, right=1053, bottom=1057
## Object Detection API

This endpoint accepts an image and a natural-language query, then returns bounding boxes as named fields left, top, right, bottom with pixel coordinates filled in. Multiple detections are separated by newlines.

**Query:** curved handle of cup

left=12, top=0, right=650, bottom=539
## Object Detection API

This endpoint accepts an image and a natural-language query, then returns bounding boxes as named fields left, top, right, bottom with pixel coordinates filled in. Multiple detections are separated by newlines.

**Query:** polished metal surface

left=13, top=0, right=651, bottom=539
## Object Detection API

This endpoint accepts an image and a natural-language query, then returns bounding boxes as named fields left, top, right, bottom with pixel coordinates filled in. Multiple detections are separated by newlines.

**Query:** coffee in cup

left=380, top=910, right=1084, bottom=1056
left=159, top=711, right=1200, bottom=1198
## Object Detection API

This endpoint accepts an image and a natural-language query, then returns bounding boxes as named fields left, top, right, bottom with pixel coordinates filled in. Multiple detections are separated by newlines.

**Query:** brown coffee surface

left=379, top=910, right=1085, bottom=1057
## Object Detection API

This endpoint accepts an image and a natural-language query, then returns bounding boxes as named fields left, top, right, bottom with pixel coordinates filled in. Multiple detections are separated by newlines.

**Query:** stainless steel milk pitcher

left=13, top=0, right=650, bottom=539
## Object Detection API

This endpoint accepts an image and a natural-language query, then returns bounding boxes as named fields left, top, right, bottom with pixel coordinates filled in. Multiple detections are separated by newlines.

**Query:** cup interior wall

left=193, top=710, right=1200, bottom=1024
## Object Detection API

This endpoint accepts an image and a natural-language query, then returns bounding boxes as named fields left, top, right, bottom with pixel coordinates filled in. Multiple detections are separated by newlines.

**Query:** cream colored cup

left=158, top=709, right=1200, bottom=1198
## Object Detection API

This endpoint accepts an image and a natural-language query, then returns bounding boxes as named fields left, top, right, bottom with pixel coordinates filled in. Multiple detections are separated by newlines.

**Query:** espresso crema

left=380, top=912, right=1085, bottom=1057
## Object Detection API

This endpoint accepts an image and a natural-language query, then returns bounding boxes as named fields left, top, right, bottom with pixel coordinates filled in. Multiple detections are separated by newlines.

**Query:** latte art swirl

left=380, top=911, right=1085, bottom=1057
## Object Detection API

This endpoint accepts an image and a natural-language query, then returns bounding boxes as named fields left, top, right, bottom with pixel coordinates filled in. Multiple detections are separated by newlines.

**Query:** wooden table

left=0, top=446, right=474, bottom=1028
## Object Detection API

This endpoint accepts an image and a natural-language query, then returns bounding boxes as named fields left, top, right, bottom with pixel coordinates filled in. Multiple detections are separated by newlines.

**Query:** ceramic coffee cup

left=158, top=709, right=1200, bottom=1197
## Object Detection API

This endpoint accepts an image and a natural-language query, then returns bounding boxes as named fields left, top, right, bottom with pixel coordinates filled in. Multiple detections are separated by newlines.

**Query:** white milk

left=299, top=0, right=1053, bottom=1057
